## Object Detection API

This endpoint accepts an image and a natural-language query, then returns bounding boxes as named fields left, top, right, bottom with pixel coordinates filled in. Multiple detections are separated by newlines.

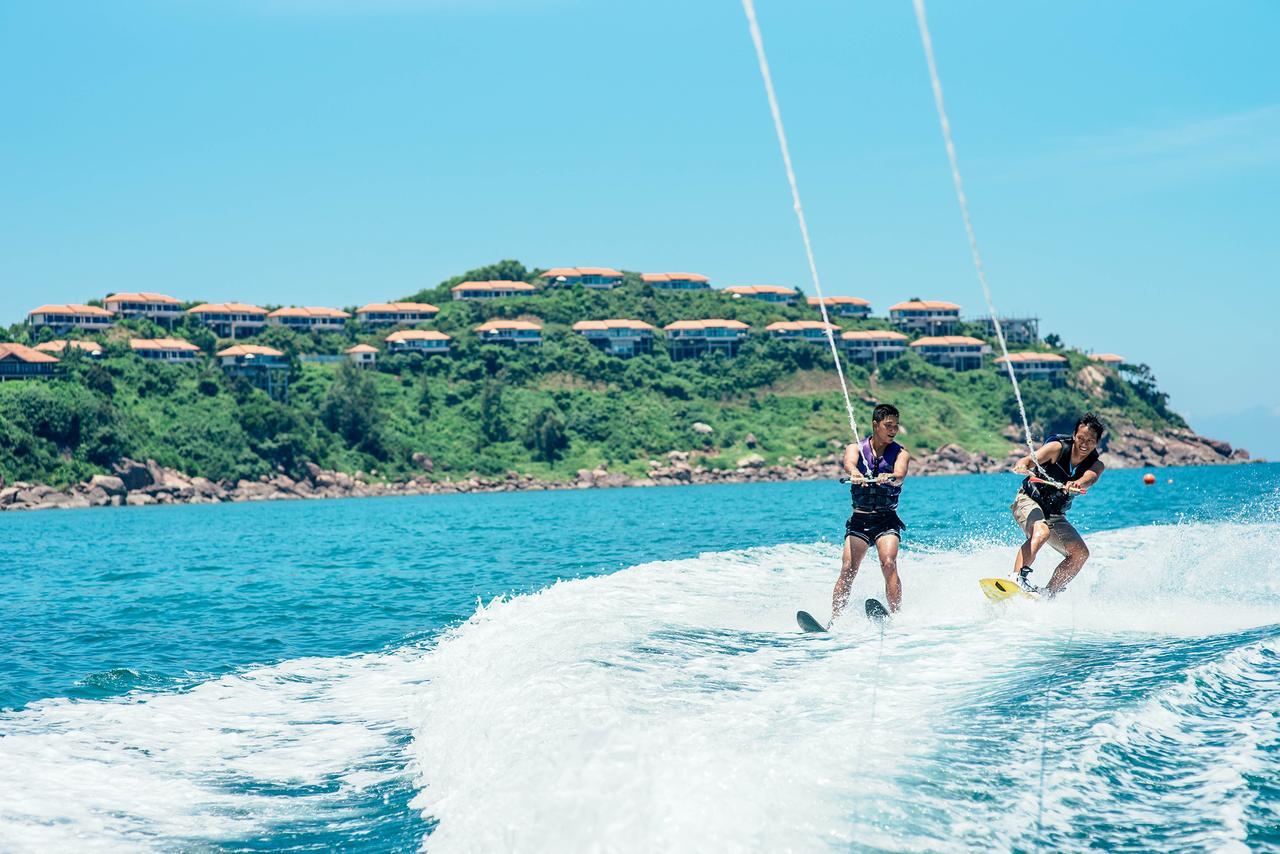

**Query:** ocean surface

left=2, top=463, right=1278, bottom=851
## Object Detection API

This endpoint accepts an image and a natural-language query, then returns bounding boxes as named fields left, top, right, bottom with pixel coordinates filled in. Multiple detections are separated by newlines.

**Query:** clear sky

left=2, top=1, right=1277, bottom=455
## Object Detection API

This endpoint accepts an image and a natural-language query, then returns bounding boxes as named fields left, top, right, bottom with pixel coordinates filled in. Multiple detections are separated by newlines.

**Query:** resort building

left=889, top=300, right=962, bottom=336
left=385, top=329, right=452, bottom=355
left=267, top=306, right=351, bottom=332
left=968, top=315, right=1040, bottom=345
left=663, top=319, right=750, bottom=360
left=539, top=267, right=624, bottom=289
left=0, top=343, right=58, bottom=381
left=35, top=340, right=104, bottom=358
left=723, top=285, right=798, bottom=305
left=808, top=295, right=871, bottom=318
left=765, top=320, right=840, bottom=344
left=130, top=338, right=202, bottom=363
left=27, top=304, right=116, bottom=333
left=842, top=330, right=909, bottom=364
left=474, top=319, right=542, bottom=346
left=345, top=344, right=378, bottom=368
left=910, top=335, right=991, bottom=371
left=1090, top=353, right=1125, bottom=365
left=994, top=352, right=1069, bottom=386
left=355, top=302, right=439, bottom=326
left=187, top=302, right=268, bottom=338
left=451, top=281, right=537, bottom=301
left=572, top=319, right=655, bottom=357
left=641, top=272, right=711, bottom=291
left=104, top=292, right=183, bottom=326
left=217, top=344, right=289, bottom=399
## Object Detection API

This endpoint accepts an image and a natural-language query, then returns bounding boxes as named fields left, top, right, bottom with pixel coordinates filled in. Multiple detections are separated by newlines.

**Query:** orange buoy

left=1143, top=473, right=1156, bottom=485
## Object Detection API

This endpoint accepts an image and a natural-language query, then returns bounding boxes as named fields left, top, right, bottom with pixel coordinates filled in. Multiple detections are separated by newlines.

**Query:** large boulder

left=125, top=493, right=157, bottom=507
left=90, top=474, right=127, bottom=496
left=691, top=422, right=714, bottom=435
left=737, top=453, right=766, bottom=469
left=113, top=458, right=154, bottom=491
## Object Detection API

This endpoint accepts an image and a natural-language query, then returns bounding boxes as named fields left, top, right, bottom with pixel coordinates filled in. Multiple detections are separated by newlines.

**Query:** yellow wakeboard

left=979, top=577, right=1039, bottom=602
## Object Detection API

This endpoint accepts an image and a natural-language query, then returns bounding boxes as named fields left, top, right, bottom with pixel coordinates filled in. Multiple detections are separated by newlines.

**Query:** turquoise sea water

left=2, top=464, right=1278, bottom=850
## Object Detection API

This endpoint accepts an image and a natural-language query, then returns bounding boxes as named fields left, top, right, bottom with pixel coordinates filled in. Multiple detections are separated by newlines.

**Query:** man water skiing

left=1010, top=413, right=1106, bottom=596
left=831, top=404, right=911, bottom=621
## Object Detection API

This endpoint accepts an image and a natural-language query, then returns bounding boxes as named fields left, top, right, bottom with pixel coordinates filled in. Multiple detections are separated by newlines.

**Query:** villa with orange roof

left=355, top=302, right=439, bottom=326
left=28, top=304, right=115, bottom=333
left=345, top=344, right=378, bottom=368
left=217, top=344, right=289, bottom=399
left=105, top=292, right=183, bottom=326
left=1090, top=353, right=1125, bottom=365
left=723, top=285, right=798, bottom=305
left=572, top=319, right=655, bottom=357
left=663, top=319, right=750, bottom=360
left=995, top=352, right=1069, bottom=386
left=386, top=329, right=452, bottom=355
left=641, top=272, right=711, bottom=291
left=539, top=267, right=624, bottom=289
left=809, top=295, right=871, bottom=318
left=451, top=281, right=537, bottom=301
left=186, top=303, right=268, bottom=338
left=267, top=306, right=350, bottom=332
left=130, top=338, right=202, bottom=363
left=910, top=336, right=991, bottom=371
left=35, top=340, right=104, bottom=358
left=0, top=343, right=59, bottom=381
left=889, top=299, right=962, bottom=335
left=766, top=320, right=839, bottom=344
left=842, top=330, right=909, bottom=364
left=474, top=319, right=542, bottom=346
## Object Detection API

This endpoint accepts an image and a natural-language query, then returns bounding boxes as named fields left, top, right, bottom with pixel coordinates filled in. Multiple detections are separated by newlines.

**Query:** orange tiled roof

left=0, top=343, right=59, bottom=364
left=28, top=304, right=115, bottom=317
left=129, top=337, right=201, bottom=352
left=723, top=285, right=797, bottom=296
left=995, top=352, right=1068, bottom=364
left=385, top=329, right=452, bottom=342
left=451, top=280, right=537, bottom=293
left=35, top=340, right=104, bottom=355
left=641, top=272, right=710, bottom=283
left=663, top=319, right=751, bottom=331
left=889, top=300, right=962, bottom=312
left=475, top=320, right=542, bottom=332
left=105, top=292, right=180, bottom=305
left=187, top=302, right=267, bottom=315
left=540, top=267, right=623, bottom=279
left=911, top=336, right=987, bottom=347
left=216, top=344, right=285, bottom=357
left=808, top=295, right=870, bottom=306
left=1090, top=353, right=1125, bottom=363
left=572, top=319, right=655, bottom=331
left=356, top=302, right=439, bottom=314
left=345, top=344, right=379, bottom=354
left=267, top=306, right=351, bottom=319
left=841, top=330, right=909, bottom=341
left=765, top=320, right=839, bottom=332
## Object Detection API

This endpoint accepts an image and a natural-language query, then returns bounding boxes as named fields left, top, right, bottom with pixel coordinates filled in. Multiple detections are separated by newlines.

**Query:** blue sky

left=2, top=0, right=1277, bottom=455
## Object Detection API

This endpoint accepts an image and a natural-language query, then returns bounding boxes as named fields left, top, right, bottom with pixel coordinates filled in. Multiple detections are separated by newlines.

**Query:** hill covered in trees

left=1, top=260, right=1194, bottom=489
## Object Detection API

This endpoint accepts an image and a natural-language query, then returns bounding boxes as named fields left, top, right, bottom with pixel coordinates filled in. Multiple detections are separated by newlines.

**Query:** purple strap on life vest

left=858, top=438, right=900, bottom=476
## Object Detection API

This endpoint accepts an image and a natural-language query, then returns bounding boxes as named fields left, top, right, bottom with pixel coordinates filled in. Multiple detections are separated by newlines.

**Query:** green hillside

left=0, top=261, right=1182, bottom=487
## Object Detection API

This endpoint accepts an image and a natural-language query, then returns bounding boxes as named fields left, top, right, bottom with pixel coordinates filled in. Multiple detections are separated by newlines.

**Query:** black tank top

left=1021, top=435, right=1098, bottom=516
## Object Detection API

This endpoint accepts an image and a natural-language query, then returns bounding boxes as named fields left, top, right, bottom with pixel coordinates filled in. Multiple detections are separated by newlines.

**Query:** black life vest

left=1021, top=434, right=1099, bottom=516
left=851, top=438, right=903, bottom=513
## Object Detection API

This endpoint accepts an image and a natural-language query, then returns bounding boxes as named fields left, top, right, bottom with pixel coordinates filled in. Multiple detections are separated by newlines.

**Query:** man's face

left=875, top=417, right=900, bottom=442
left=1073, top=424, right=1100, bottom=453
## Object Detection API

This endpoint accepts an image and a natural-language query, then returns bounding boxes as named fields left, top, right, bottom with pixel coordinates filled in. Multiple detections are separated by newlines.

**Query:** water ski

left=979, top=577, right=1039, bottom=602
left=865, top=598, right=890, bottom=622
left=796, top=610, right=827, bottom=633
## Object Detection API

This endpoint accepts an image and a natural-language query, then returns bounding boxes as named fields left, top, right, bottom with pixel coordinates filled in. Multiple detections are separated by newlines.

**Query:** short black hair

left=873, top=403, right=900, bottom=423
left=1076, top=412, right=1105, bottom=441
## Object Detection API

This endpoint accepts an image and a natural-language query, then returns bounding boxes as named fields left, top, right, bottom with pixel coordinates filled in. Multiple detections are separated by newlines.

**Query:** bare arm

left=1013, top=441, right=1062, bottom=474
left=843, top=443, right=864, bottom=480
left=890, top=446, right=911, bottom=483
left=1068, top=460, right=1105, bottom=493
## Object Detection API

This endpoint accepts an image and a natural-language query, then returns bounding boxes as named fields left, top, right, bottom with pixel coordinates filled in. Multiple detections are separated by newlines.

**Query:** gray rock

left=744, top=433, right=758, bottom=448
left=113, top=458, right=153, bottom=491
left=90, top=474, right=127, bottom=496
left=0, top=487, right=19, bottom=506
left=125, top=493, right=157, bottom=506
left=304, top=461, right=324, bottom=482
left=736, top=453, right=766, bottom=469
left=412, top=452, right=434, bottom=472
left=691, top=422, right=714, bottom=435
left=86, top=486, right=111, bottom=507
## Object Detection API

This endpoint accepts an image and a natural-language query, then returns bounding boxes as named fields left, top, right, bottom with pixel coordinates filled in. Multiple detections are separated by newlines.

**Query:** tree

left=477, top=381, right=508, bottom=445
left=525, top=405, right=569, bottom=462
left=321, top=362, right=385, bottom=457
left=1044, top=333, right=1063, bottom=348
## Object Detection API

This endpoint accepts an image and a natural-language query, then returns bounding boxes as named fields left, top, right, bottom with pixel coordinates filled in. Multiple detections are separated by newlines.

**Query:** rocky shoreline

left=0, top=425, right=1253, bottom=513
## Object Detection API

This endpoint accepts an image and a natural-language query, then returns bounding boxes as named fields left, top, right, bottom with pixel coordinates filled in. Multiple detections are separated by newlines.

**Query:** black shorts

left=845, top=511, right=904, bottom=545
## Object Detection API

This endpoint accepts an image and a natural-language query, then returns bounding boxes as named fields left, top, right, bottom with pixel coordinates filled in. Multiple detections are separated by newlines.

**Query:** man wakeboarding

left=1010, top=413, right=1106, bottom=596
left=831, top=403, right=911, bottom=621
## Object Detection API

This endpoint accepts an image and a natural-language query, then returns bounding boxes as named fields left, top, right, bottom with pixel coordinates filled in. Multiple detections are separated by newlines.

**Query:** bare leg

left=876, top=534, right=902, bottom=612
left=1013, top=520, right=1052, bottom=576
left=1047, top=544, right=1090, bottom=595
left=832, top=536, right=869, bottom=623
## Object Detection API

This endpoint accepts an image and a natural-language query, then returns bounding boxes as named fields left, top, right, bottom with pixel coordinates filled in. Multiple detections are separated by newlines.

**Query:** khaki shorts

left=1011, top=492, right=1086, bottom=557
